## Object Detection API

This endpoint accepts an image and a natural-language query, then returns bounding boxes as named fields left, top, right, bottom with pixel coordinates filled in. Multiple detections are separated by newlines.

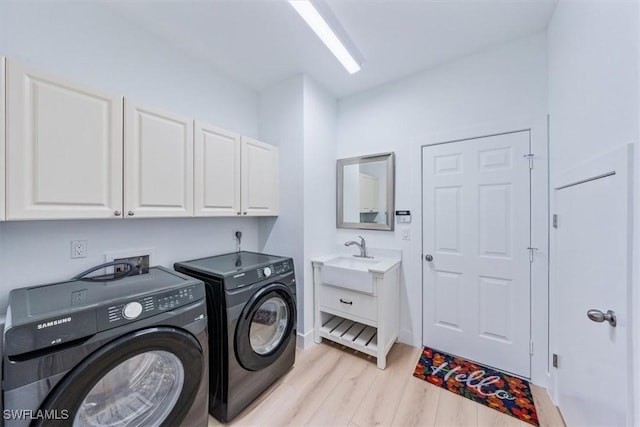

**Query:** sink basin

left=320, top=256, right=379, bottom=294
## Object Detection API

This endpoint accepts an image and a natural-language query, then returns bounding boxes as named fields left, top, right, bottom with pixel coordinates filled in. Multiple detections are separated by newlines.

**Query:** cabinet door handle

left=339, top=298, right=353, bottom=305
left=114, top=210, right=121, bottom=216
left=243, top=211, right=248, bottom=215
left=128, top=211, right=135, bottom=216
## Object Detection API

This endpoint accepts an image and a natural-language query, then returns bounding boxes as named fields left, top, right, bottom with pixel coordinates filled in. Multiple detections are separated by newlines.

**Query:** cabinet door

left=359, top=173, right=379, bottom=212
left=6, top=60, right=123, bottom=220
left=241, top=137, right=279, bottom=216
left=0, top=58, right=5, bottom=221
left=194, top=122, right=241, bottom=216
left=124, top=100, right=193, bottom=218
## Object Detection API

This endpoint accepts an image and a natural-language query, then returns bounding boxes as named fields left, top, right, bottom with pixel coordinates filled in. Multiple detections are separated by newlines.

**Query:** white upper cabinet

left=1, top=58, right=277, bottom=221
left=124, top=100, right=194, bottom=218
left=194, top=122, right=241, bottom=216
left=0, top=58, right=5, bottom=221
left=359, top=173, right=379, bottom=213
left=6, top=59, right=123, bottom=220
left=241, top=137, right=279, bottom=216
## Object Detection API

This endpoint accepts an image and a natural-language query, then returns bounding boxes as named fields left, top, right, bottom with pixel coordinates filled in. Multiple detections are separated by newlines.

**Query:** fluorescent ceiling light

left=289, top=0, right=361, bottom=74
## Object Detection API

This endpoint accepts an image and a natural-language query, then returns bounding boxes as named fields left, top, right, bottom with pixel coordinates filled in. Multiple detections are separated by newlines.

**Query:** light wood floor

left=208, top=341, right=565, bottom=427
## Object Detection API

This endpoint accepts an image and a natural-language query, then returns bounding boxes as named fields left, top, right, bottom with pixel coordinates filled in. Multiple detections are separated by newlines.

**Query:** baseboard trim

left=399, top=328, right=418, bottom=347
left=296, top=330, right=314, bottom=349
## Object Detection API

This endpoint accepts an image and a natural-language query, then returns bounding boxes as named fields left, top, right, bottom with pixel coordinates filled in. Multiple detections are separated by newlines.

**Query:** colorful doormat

left=413, top=347, right=539, bottom=425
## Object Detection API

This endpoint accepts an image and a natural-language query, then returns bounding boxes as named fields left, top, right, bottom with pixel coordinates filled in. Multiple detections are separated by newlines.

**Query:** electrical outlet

left=71, top=240, right=87, bottom=258
left=114, top=255, right=150, bottom=275
left=105, top=248, right=155, bottom=275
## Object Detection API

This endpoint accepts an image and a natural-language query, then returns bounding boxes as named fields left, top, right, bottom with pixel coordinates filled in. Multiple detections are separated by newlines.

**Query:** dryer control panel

left=257, top=260, right=292, bottom=279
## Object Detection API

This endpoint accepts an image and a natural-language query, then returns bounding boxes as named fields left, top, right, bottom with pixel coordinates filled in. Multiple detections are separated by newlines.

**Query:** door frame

left=413, top=115, right=549, bottom=387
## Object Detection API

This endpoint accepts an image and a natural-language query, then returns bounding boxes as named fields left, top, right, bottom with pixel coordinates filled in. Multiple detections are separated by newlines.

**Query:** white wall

left=258, top=75, right=305, bottom=330
left=0, top=2, right=258, bottom=136
left=547, top=0, right=639, bottom=420
left=302, top=76, right=337, bottom=345
left=0, top=2, right=261, bottom=312
left=258, top=75, right=337, bottom=346
left=548, top=1, right=638, bottom=175
left=336, top=33, right=548, bottom=346
left=0, top=218, right=258, bottom=308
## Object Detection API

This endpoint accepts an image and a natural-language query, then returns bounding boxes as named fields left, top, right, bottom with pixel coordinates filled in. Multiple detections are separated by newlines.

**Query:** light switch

left=401, top=228, right=410, bottom=240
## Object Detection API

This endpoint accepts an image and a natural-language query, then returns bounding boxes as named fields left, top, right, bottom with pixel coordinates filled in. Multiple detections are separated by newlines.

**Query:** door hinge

left=523, top=153, right=534, bottom=169
left=529, top=340, right=534, bottom=355
left=527, top=247, right=538, bottom=263
left=553, top=214, right=558, bottom=228
left=553, top=353, right=558, bottom=368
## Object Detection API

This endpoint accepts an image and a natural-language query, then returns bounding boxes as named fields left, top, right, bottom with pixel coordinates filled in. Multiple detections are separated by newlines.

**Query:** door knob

left=587, top=309, right=617, bottom=327
left=114, top=210, right=121, bottom=216
left=425, top=254, right=433, bottom=262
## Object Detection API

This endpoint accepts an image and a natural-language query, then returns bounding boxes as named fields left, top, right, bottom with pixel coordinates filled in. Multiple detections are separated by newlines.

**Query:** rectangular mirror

left=337, top=152, right=395, bottom=231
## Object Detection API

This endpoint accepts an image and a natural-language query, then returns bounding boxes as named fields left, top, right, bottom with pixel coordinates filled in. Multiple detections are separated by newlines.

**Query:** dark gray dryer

left=2, top=266, right=209, bottom=427
left=175, top=251, right=296, bottom=422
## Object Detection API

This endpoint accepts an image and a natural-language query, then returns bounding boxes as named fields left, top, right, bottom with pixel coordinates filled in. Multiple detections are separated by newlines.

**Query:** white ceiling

left=108, top=0, right=558, bottom=98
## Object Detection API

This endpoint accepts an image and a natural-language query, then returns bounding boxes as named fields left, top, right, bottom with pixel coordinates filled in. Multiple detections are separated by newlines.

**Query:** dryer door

left=235, top=283, right=296, bottom=371
left=33, top=327, right=203, bottom=427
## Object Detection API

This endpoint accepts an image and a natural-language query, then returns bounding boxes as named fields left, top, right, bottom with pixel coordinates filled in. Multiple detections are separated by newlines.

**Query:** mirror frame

left=336, top=152, right=395, bottom=231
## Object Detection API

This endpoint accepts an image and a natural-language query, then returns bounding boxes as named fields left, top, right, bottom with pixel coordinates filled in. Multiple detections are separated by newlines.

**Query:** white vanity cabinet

left=312, top=255, right=400, bottom=369
left=6, top=59, right=123, bottom=220
left=124, top=100, right=194, bottom=218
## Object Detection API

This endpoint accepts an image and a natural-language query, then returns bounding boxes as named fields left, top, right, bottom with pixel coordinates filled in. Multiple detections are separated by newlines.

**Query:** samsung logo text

left=37, top=317, right=71, bottom=330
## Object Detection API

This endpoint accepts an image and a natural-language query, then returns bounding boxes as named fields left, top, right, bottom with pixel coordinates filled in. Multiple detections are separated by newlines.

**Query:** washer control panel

left=103, top=284, right=204, bottom=327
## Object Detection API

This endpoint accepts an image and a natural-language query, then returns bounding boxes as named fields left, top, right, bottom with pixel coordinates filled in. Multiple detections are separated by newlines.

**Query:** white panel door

left=0, top=57, right=5, bottom=221
left=6, top=59, right=123, bottom=220
left=241, top=137, right=279, bottom=216
left=124, top=100, right=193, bottom=218
left=554, top=146, right=632, bottom=426
left=194, top=122, right=241, bottom=216
left=422, top=131, right=531, bottom=377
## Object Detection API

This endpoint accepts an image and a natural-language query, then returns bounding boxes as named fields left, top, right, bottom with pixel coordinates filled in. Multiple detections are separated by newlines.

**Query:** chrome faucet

left=344, top=236, right=373, bottom=258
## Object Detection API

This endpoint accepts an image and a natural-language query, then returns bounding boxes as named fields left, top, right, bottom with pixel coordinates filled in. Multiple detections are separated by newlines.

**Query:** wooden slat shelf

left=320, top=315, right=378, bottom=357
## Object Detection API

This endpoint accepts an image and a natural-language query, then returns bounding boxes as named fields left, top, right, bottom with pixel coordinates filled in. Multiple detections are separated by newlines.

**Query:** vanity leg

left=377, top=355, right=387, bottom=370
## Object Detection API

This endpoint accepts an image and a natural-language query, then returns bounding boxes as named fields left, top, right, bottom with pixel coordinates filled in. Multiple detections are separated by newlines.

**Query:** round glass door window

left=74, top=350, right=184, bottom=426
left=249, top=297, right=290, bottom=355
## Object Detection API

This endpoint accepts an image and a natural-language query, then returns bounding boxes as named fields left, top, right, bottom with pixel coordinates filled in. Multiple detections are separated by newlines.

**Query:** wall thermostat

left=396, top=210, right=411, bottom=223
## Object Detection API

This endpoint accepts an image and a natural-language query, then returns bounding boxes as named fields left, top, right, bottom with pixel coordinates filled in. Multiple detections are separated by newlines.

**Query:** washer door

left=34, top=327, right=203, bottom=427
left=235, top=283, right=296, bottom=371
